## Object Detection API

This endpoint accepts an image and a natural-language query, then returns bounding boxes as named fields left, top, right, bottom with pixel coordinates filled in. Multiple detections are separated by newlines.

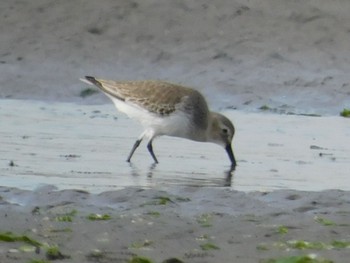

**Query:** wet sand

left=1, top=0, right=350, bottom=115
left=0, top=185, right=350, bottom=263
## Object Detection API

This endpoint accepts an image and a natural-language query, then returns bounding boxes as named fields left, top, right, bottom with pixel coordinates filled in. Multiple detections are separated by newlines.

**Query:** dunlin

left=82, top=76, right=236, bottom=167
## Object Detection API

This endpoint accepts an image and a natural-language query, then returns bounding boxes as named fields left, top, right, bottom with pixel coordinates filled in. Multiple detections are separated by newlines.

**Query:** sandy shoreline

left=1, top=0, right=350, bottom=115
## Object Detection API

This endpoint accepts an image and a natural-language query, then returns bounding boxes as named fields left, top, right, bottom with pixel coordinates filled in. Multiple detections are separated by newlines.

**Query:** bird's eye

left=222, top=128, right=228, bottom=134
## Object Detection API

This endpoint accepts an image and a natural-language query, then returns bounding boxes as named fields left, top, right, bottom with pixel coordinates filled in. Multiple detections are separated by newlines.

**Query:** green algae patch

left=0, top=232, right=42, bottom=247
left=340, top=108, right=350, bottom=117
left=46, top=245, right=70, bottom=260
left=264, top=255, right=333, bottom=263
left=200, top=242, right=220, bottom=251
left=55, top=209, right=77, bottom=222
left=287, top=240, right=329, bottom=250
left=259, top=105, right=271, bottom=111
left=277, top=226, right=289, bottom=234
left=87, top=213, right=112, bottom=221
left=156, top=196, right=172, bottom=205
left=331, top=240, right=350, bottom=248
left=28, top=260, right=50, bottom=263
left=49, top=227, right=72, bottom=233
left=56, top=215, right=73, bottom=222
left=314, top=216, right=336, bottom=226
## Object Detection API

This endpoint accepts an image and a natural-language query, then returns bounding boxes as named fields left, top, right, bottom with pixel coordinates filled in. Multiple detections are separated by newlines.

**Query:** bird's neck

left=203, top=112, right=217, bottom=143
left=186, top=113, right=212, bottom=143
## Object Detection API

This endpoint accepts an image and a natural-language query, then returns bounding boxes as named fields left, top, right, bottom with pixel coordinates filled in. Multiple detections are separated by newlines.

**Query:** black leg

left=127, top=139, right=142, bottom=162
left=147, top=140, right=159, bottom=163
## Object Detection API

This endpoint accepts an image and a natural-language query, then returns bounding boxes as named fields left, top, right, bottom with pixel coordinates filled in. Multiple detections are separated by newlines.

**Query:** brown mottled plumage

left=82, top=76, right=236, bottom=167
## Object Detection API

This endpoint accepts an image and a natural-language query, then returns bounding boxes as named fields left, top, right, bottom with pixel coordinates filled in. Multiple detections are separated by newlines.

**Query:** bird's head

left=208, top=112, right=236, bottom=168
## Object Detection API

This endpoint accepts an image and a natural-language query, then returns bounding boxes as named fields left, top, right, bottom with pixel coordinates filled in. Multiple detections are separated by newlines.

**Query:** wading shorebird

left=81, top=76, right=236, bottom=167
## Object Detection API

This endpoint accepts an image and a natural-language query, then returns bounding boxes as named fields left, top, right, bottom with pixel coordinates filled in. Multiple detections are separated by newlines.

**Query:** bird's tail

left=80, top=76, right=103, bottom=89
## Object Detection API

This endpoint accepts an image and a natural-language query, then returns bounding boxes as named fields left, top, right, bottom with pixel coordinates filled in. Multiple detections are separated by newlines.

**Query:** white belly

left=109, top=96, right=193, bottom=140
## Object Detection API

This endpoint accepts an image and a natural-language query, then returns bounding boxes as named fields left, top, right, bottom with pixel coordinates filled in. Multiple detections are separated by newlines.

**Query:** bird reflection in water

left=129, top=163, right=235, bottom=188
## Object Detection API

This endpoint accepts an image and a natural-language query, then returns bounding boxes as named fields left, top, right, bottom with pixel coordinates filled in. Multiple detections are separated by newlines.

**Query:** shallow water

left=1, top=99, right=349, bottom=193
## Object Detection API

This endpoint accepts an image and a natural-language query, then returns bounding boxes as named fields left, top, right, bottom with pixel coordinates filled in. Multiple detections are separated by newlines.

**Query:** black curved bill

left=225, top=144, right=236, bottom=168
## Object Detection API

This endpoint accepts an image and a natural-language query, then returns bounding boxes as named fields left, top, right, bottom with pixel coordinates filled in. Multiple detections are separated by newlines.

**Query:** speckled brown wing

left=94, top=79, right=207, bottom=117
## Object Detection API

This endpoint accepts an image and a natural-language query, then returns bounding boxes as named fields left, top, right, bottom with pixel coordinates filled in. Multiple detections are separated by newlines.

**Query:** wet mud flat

left=0, top=99, right=350, bottom=262
left=0, top=186, right=350, bottom=263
